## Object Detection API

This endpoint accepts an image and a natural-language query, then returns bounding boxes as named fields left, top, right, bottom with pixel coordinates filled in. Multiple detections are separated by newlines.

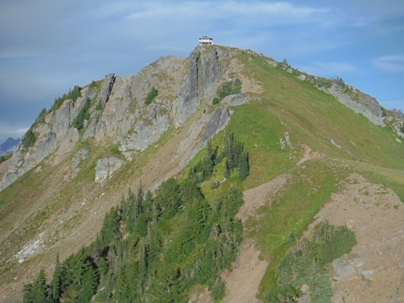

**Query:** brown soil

left=307, top=173, right=404, bottom=303
left=296, top=144, right=325, bottom=166
left=227, top=57, right=263, bottom=95
left=189, top=175, right=292, bottom=303
left=221, top=240, right=268, bottom=303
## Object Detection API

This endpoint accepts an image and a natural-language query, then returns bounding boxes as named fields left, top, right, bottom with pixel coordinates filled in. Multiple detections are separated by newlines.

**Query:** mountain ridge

left=0, top=45, right=403, bottom=302
left=0, top=137, right=20, bottom=157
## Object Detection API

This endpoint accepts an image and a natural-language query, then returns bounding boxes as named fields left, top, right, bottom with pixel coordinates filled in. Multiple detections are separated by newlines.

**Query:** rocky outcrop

left=0, top=89, right=93, bottom=191
left=200, top=107, right=229, bottom=144
left=322, top=83, right=385, bottom=126
left=95, top=156, right=123, bottom=183
left=119, top=111, right=170, bottom=152
left=387, top=108, right=404, bottom=137
left=0, top=45, right=248, bottom=191
left=83, top=74, right=116, bottom=141
left=173, top=46, right=231, bottom=126
left=71, top=148, right=89, bottom=179
left=98, top=73, right=115, bottom=107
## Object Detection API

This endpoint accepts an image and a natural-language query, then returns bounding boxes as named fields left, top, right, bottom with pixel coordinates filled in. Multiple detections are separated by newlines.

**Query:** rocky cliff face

left=1, top=45, right=403, bottom=193
left=0, top=46, right=244, bottom=191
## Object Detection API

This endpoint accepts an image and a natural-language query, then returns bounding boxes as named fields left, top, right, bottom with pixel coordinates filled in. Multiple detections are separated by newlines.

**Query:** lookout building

left=199, top=36, right=213, bottom=45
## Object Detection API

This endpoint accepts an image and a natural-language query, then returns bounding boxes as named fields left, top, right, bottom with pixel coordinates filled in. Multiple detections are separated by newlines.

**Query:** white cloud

left=373, top=55, right=404, bottom=72
left=0, top=122, right=28, bottom=143
left=125, top=1, right=329, bottom=24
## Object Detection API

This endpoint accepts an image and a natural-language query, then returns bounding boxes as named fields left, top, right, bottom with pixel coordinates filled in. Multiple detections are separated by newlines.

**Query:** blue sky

left=1, top=0, right=403, bottom=143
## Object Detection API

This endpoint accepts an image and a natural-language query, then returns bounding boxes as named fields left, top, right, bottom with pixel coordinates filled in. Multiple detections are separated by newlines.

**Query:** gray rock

left=71, top=148, right=89, bottom=179
left=53, top=128, right=80, bottom=166
left=174, top=46, right=230, bottom=126
left=332, top=258, right=356, bottom=280
left=95, top=156, right=123, bottom=183
left=200, top=107, right=230, bottom=144
left=330, top=138, right=341, bottom=149
left=98, top=73, right=115, bottom=107
left=119, top=114, right=170, bottom=152
left=267, top=60, right=277, bottom=67
left=52, top=100, right=73, bottom=137
left=222, top=93, right=250, bottom=107
left=361, top=269, right=375, bottom=281
left=33, top=132, right=58, bottom=163
left=174, top=49, right=201, bottom=126
left=323, top=83, right=385, bottom=126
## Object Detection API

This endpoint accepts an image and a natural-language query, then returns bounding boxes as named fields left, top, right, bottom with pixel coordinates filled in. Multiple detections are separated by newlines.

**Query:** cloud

left=0, top=122, right=28, bottom=143
left=125, top=1, right=329, bottom=25
left=373, top=55, right=404, bottom=72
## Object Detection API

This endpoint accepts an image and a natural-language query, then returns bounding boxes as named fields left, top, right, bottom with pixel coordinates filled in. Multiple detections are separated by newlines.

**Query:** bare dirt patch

left=221, top=239, right=268, bottom=303
left=188, top=286, right=214, bottom=303
left=227, top=58, right=263, bottom=95
left=296, top=144, right=325, bottom=166
left=238, top=174, right=290, bottom=223
left=307, top=173, right=404, bottom=303
left=189, top=176, right=291, bottom=303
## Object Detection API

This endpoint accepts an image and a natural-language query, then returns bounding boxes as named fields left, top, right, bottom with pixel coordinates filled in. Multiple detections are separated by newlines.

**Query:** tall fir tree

left=224, top=158, right=230, bottom=179
left=50, top=253, right=62, bottom=303
left=31, top=269, right=48, bottom=303
left=202, top=140, right=214, bottom=178
left=238, top=151, right=250, bottom=181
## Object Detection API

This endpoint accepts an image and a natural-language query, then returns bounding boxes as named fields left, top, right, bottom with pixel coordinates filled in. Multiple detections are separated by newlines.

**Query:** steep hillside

left=0, top=45, right=403, bottom=302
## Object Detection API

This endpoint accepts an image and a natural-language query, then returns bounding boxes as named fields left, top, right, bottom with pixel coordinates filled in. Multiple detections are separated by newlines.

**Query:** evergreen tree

left=138, top=243, right=147, bottom=292
left=127, top=188, right=136, bottom=225
left=99, top=206, right=121, bottom=246
left=114, top=261, right=139, bottom=303
left=202, top=140, right=214, bottom=178
left=78, top=262, right=99, bottom=303
left=50, top=253, right=62, bottom=302
left=31, top=269, right=48, bottom=303
left=224, top=158, right=230, bottom=179
left=72, top=97, right=91, bottom=130
left=22, top=283, right=34, bottom=303
left=155, top=178, right=181, bottom=219
left=238, top=151, right=250, bottom=181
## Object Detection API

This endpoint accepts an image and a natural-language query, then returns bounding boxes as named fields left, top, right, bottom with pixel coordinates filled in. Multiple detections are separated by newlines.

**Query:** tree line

left=23, top=177, right=245, bottom=302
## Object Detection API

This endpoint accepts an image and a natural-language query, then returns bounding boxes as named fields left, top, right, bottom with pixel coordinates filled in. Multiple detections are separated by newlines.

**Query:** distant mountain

left=0, top=137, right=20, bottom=156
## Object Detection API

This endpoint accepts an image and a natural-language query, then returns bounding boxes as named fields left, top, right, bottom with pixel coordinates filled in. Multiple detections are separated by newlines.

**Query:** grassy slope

left=190, top=50, right=404, bottom=298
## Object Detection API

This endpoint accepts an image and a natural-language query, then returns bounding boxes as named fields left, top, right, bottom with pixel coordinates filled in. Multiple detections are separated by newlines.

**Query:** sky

left=1, top=0, right=403, bottom=143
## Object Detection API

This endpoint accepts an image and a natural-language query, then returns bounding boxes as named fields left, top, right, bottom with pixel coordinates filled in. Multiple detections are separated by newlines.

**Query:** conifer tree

left=138, top=243, right=147, bottom=292
left=238, top=151, right=250, bottom=181
left=137, top=181, right=144, bottom=207
left=224, top=158, right=230, bottom=179
left=202, top=140, right=214, bottom=178
left=50, top=253, right=62, bottom=303
left=31, top=269, right=48, bottom=303
left=22, top=283, right=34, bottom=303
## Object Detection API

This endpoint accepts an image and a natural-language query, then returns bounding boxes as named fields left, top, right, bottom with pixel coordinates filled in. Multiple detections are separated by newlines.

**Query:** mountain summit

left=0, top=45, right=403, bottom=302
